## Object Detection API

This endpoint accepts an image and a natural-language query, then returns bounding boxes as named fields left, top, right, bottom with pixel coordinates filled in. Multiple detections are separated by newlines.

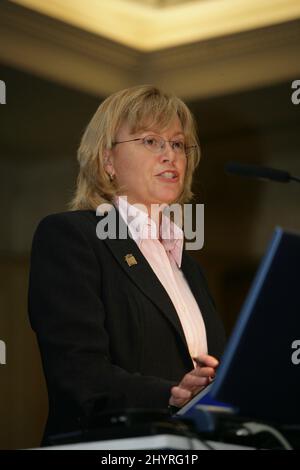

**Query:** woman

left=28, top=85, right=225, bottom=442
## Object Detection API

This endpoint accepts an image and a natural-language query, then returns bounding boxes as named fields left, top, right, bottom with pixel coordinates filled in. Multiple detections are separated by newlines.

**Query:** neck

left=148, top=205, right=164, bottom=241
left=117, top=195, right=166, bottom=238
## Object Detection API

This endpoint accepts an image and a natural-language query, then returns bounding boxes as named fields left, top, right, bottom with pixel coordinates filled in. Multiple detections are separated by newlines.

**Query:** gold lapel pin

left=124, top=253, right=138, bottom=267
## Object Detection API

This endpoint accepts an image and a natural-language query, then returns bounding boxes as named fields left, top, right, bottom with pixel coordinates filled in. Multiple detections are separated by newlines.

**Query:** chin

left=159, top=191, right=181, bottom=205
left=147, top=187, right=182, bottom=207
left=152, top=197, right=179, bottom=207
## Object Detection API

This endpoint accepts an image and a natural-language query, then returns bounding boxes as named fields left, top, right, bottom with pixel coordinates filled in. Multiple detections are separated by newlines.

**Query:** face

left=104, top=116, right=187, bottom=212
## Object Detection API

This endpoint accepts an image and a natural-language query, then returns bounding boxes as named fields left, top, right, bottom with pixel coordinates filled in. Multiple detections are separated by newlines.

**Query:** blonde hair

left=69, top=85, right=201, bottom=210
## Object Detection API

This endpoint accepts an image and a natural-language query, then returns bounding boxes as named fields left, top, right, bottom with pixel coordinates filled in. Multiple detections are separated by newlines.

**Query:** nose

left=159, top=141, right=176, bottom=162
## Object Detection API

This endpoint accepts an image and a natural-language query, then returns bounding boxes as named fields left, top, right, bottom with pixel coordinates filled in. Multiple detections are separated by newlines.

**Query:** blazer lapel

left=98, top=209, right=190, bottom=354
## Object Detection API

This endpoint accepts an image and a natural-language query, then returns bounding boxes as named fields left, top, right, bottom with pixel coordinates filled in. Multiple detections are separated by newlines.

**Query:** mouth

left=155, top=170, right=179, bottom=182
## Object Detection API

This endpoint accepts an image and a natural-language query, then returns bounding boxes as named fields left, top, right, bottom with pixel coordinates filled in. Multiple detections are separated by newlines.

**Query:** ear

left=103, top=148, right=115, bottom=176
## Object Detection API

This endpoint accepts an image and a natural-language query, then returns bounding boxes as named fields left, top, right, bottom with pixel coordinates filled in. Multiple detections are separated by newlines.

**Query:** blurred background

left=0, top=0, right=300, bottom=449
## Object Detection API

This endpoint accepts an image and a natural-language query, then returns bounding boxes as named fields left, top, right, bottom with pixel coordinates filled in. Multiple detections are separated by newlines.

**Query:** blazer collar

left=114, top=195, right=184, bottom=268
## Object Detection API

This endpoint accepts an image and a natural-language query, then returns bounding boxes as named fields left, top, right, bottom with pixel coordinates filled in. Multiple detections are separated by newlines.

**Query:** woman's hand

left=169, top=354, right=219, bottom=408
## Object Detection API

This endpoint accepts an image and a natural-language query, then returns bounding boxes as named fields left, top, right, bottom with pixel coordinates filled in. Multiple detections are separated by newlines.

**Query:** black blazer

left=28, top=209, right=225, bottom=441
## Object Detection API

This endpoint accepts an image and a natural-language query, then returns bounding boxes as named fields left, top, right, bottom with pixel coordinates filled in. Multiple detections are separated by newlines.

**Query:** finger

left=180, top=373, right=210, bottom=391
left=190, top=366, right=216, bottom=378
left=193, top=354, right=219, bottom=369
left=169, top=396, right=189, bottom=408
left=169, top=386, right=192, bottom=407
left=172, top=382, right=208, bottom=406
left=171, top=386, right=192, bottom=400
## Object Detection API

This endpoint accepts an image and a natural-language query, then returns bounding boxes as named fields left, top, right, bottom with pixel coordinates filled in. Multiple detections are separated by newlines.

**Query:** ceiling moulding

left=140, top=19, right=300, bottom=99
left=0, top=2, right=141, bottom=96
left=10, top=0, right=300, bottom=51
left=126, top=0, right=200, bottom=6
left=0, top=2, right=299, bottom=99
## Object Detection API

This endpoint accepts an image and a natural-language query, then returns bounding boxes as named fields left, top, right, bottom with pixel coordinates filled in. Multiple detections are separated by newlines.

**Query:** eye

left=172, top=140, right=185, bottom=150
left=144, top=136, right=159, bottom=147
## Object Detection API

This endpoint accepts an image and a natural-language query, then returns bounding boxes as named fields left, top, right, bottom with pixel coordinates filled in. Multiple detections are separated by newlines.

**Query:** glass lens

left=142, top=135, right=194, bottom=155
left=143, top=136, right=161, bottom=153
left=171, top=140, right=185, bottom=153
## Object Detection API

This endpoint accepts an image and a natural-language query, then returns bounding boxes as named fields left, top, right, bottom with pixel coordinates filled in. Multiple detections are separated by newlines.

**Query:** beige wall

left=0, top=258, right=48, bottom=448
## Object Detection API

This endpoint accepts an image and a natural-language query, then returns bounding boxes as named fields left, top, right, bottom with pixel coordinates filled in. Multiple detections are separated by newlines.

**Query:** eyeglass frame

left=111, top=135, right=198, bottom=156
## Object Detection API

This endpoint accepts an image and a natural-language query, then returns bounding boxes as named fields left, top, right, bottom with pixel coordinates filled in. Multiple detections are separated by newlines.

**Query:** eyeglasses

left=112, top=135, right=197, bottom=156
